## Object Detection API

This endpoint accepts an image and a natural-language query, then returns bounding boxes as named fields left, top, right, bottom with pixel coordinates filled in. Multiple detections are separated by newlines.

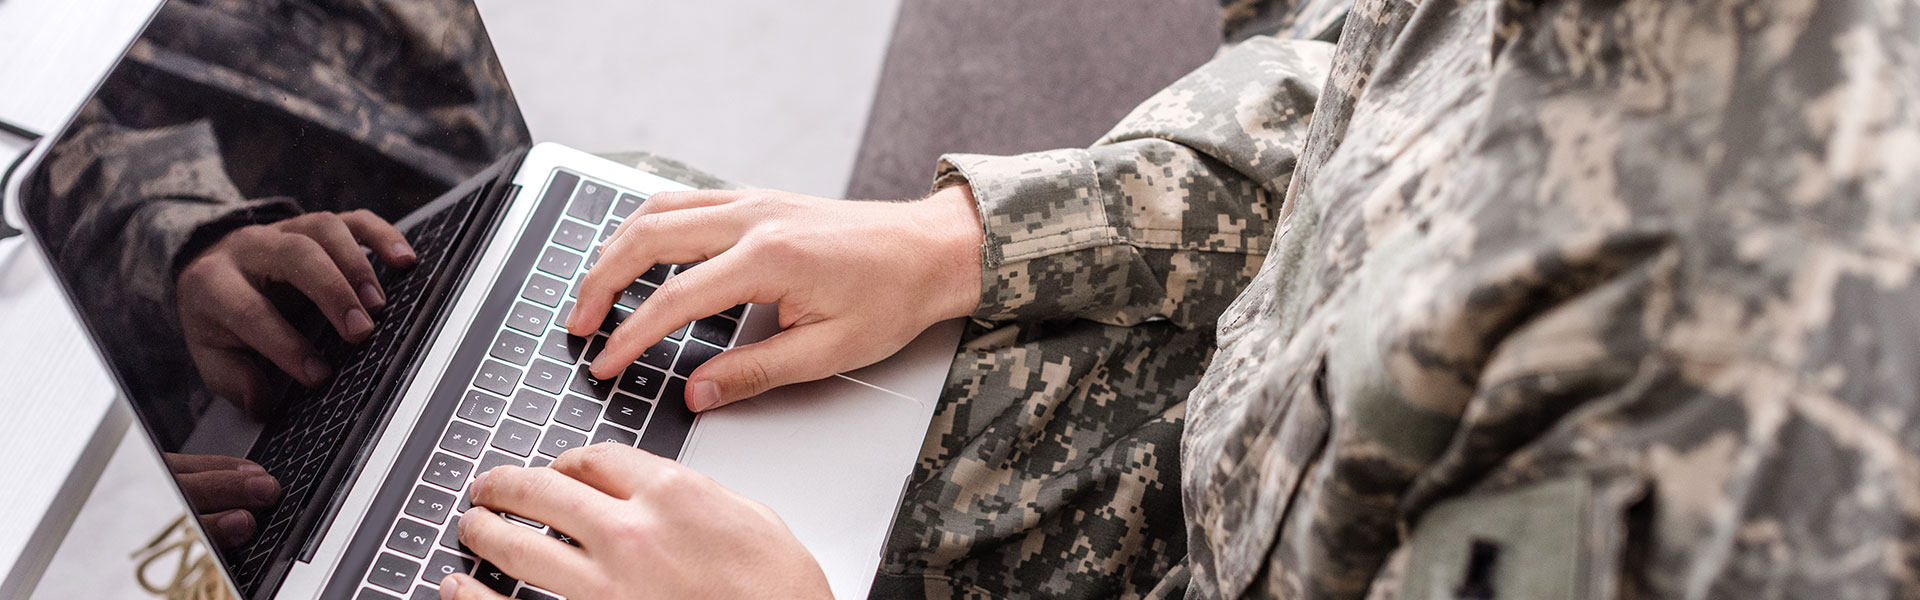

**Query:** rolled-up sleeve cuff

left=934, top=149, right=1128, bottom=322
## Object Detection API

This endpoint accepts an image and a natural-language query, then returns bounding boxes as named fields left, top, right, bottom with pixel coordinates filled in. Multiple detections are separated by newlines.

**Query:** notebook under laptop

left=2, top=2, right=960, bottom=599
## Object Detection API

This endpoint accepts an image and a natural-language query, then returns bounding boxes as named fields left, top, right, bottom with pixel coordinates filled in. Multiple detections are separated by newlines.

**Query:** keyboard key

left=503, top=512, right=545, bottom=529
left=357, top=588, right=400, bottom=600
left=691, top=316, right=736, bottom=347
left=538, top=426, right=588, bottom=457
left=639, top=264, right=671, bottom=285
left=555, top=395, right=602, bottom=431
left=505, top=302, right=553, bottom=337
left=457, top=391, right=506, bottom=427
left=674, top=341, right=721, bottom=377
left=536, top=247, right=582, bottom=279
left=368, top=553, right=420, bottom=594
left=552, top=220, right=595, bottom=252
left=439, top=515, right=467, bottom=552
left=521, top=274, right=567, bottom=307
left=475, top=562, right=518, bottom=595
left=600, top=220, right=621, bottom=242
left=667, top=323, right=688, bottom=341
left=439, top=421, right=489, bottom=459
left=473, top=360, right=520, bottom=397
left=410, top=587, right=436, bottom=600
left=404, top=485, right=455, bottom=524
left=585, top=248, right=602, bottom=270
left=523, top=359, right=570, bottom=395
left=385, top=518, right=436, bottom=559
left=722, top=304, right=746, bottom=319
left=590, top=423, right=638, bottom=446
left=516, top=587, right=561, bottom=600
left=605, top=393, right=652, bottom=431
left=584, top=336, right=608, bottom=363
left=612, top=193, right=642, bottom=218
left=567, top=180, right=616, bottom=224
left=638, top=339, right=678, bottom=370
left=490, top=330, right=537, bottom=366
left=599, top=306, right=632, bottom=335
left=539, top=330, right=587, bottom=364
left=617, top=281, right=653, bottom=309
left=422, top=550, right=476, bottom=586
left=510, top=390, right=557, bottom=426
left=639, top=378, right=696, bottom=460
left=529, top=456, right=551, bottom=468
left=548, top=527, right=580, bottom=547
left=423, top=453, right=473, bottom=491
left=492, top=420, right=540, bottom=457
left=569, top=364, right=617, bottom=399
left=556, top=300, right=575, bottom=325
left=621, top=363, right=667, bottom=399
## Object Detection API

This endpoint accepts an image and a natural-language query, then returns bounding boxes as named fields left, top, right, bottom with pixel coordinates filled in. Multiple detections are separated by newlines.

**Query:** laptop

left=1, top=1, right=961, bottom=599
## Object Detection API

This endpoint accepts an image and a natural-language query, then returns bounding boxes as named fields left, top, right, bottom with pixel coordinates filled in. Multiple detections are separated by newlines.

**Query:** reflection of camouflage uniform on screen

left=874, top=0, right=1920, bottom=598
left=25, top=0, right=526, bottom=446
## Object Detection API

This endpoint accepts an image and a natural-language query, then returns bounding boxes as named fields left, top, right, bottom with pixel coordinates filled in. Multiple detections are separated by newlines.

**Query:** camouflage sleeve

left=936, top=36, right=1332, bottom=330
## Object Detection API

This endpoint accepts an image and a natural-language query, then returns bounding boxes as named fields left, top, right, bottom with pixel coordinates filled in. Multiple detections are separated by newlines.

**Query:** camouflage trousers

left=603, top=153, right=1201, bottom=599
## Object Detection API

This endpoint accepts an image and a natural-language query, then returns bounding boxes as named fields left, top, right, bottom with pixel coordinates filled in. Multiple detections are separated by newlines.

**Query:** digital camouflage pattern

left=24, top=0, right=527, bottom=445
left=884, top=0, right=1920, bottom=599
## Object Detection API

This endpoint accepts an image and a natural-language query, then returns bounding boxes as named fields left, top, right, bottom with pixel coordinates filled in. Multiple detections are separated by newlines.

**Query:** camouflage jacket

left=940, top=0, right=1920, bottom=597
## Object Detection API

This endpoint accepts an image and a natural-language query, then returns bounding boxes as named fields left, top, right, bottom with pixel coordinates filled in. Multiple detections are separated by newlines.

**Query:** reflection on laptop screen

left=16, top=0, right=528, bottom=596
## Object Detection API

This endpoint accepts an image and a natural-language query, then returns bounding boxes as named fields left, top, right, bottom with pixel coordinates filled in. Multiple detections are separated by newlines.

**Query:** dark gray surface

left=846, top=0, right=1222, bottom=199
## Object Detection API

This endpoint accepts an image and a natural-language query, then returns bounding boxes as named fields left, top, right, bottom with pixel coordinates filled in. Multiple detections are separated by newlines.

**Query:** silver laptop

left=2, top=2, right=960, bottom=599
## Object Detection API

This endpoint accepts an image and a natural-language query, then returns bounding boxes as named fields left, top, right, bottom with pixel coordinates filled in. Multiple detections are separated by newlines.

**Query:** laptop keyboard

left=355, top=174, right=743, bottom=599
left=230, top=184, right=483, bottom=593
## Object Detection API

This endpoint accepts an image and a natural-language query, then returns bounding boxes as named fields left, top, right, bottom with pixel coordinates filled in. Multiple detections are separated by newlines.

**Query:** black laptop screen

left=15, top=0, right=528, bottom=595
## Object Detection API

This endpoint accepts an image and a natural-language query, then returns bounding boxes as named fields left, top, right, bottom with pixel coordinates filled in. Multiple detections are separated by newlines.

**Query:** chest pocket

left=1400, top=473, right=1647, bottom=600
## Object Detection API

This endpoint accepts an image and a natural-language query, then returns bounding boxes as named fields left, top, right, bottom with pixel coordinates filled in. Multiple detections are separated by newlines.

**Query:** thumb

left=686, top=326, right=840, bottom=411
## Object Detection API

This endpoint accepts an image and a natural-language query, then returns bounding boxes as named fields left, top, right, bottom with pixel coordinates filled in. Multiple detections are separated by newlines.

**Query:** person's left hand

left=164, top=453, right=280, bottom=549
left=439, top=444, right=832, bottom=600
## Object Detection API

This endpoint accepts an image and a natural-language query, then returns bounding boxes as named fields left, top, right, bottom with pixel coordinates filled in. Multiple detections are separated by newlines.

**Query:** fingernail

left=304, top=357, right=332, bottom=383
left=358, top=283, right=386, bottom=312
left=236, top=462, right=266, bottom=474
left=346, top=308, right=374, bottom=338
left=691, top=380, right=720, bottom=412
left=248, top=474, right=280, bottom=503
left=439, top=574, right=461, bottom=598
left=391, top=242, right=416, bottom=263
left=217, top=510, right=252, bottom=535
left=472, top=469, right=491, bottom=491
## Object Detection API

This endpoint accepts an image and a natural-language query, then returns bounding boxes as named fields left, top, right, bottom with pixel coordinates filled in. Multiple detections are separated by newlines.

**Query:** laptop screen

left=14, top=0, right=529, bottom=595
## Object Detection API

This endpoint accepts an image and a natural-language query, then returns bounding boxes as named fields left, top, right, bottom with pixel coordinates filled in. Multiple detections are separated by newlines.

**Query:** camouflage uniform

left=880, top=0, right=1920, bottom=599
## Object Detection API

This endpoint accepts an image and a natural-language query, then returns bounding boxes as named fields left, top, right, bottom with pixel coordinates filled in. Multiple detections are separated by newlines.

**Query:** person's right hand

left=164, top=453, right=280, bottom=549
left=175, top=210, right=416, bottom=417
left=565, top=186, right=983, bottom=413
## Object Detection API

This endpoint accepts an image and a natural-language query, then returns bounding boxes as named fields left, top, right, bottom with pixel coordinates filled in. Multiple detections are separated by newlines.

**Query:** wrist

left=920, top=185, right=984, bottom=321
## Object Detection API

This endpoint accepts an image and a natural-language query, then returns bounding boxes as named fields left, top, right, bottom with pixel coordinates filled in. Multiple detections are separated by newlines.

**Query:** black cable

left=0, top=116, right=38, bottom=143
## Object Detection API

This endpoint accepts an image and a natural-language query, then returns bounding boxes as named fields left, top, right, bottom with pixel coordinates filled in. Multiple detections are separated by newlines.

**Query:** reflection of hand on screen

left=174, top=211, right=417, bottom=418
left=165, top=453, right=281, bottom=549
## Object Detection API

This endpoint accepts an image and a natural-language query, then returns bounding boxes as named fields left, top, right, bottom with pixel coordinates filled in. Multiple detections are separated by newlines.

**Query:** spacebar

left=637, top=377, right=695, bottom=460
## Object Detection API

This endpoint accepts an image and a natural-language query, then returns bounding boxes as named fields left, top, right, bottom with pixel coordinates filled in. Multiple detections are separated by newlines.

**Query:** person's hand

left=164, top=453, right=280, bottom=549
left=439, top=443, right=832, bottom=600
left=566, top=186, right=983, bottom=412
left=176, top=210, right=416, bottom=417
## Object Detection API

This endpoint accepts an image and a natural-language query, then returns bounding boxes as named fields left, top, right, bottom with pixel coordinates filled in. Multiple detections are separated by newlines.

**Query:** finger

left=548, top=443, right=676, bottom=500
left=279, top=214, right=386, bottom=313
left=199, top=509, right=256, bottom=549
left=457, top=507, right=596, bottom=596
left=338, top=209, right=417, bottom=268
left=567, top=207, right=746, bottom=337
left=164, top=453, right=265, bottom=475
left=604, top=189, right=748, bottom=247
left=686, top=325, right=842, bottom=411
left=469, top=465, right=623, bottom=545
left=175, top=469, right=281, bottom=512
left=438, top=573, right=509, bottom=600
left=591, top=252, right=765, bottom=379
left=238, top=230, right=375, bottom=342
left=204, top=263, right=332, bottom=389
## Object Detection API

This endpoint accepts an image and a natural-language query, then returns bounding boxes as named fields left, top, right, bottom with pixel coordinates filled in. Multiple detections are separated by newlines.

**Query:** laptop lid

left=11, top=0, right=528, bottom=596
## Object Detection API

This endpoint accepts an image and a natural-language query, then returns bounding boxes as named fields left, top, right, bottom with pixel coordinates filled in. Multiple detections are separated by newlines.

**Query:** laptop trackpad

left=678, top=376, right=930, bottom=598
